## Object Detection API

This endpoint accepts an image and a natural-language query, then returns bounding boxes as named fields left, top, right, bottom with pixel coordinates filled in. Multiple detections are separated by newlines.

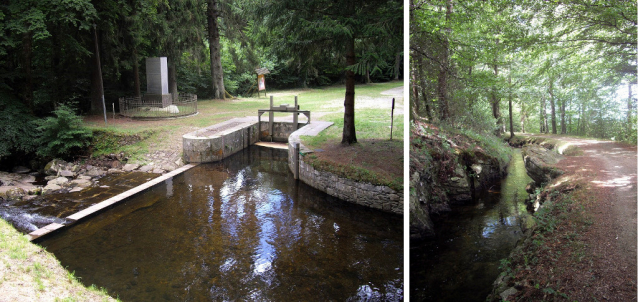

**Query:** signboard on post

left=258, top=74, right=266, bottom=91
left=255, top=67, right=270, bottom=97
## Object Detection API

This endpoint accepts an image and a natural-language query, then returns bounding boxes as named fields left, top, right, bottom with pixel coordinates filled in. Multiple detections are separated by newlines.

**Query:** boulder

left=48, top=177, right=69, bottom=186
left=1, top=187, right=27, bottom=200
left=122, top=163, right=140, bottom=172
left=71, top=179, right=92, bottom=187
left=44, top=159, right=68, bottom=176
left=521, top=145, right=563, bottom=185
left=161, top=163, right=177, bottom=172
left=139, top=165, right=154, bottom=173
left=107, top=168, right=123, bottom=174
left=59, top=170, right=75, bottom=178
left=443, top=165, right=472, bottom=202
left=42, top=183, right=62, bottom=194
left=86, top=168, right=106, bottom=177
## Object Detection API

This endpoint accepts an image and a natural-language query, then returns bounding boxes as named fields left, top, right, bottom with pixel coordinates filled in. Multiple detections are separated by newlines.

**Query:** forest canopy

left=410, top=0, right=637, bottom=143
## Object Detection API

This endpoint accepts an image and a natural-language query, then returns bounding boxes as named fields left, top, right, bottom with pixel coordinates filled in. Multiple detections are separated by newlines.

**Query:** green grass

left=84, top=81, right=403, bottom=165
left=0, top=218, right=119, bottom=301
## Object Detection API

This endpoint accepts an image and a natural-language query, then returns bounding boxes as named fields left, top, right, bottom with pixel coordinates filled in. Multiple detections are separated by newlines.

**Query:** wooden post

left=269, top=96, right=274, bottom=142
left=293, top=96, right=298, bottom=130
left=390, top=98, right=395, bottom=140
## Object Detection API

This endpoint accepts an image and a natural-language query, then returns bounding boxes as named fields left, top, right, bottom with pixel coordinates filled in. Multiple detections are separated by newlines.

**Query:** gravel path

left=548, top=135, right=637, bottom=300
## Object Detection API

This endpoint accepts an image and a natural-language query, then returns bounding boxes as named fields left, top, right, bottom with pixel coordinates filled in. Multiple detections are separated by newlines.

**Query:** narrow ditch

left=411, top=149, right=533, bottom=301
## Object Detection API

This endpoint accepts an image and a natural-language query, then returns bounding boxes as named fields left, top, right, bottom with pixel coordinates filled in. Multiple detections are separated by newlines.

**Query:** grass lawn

left=84, top=81, right=404, bottom=188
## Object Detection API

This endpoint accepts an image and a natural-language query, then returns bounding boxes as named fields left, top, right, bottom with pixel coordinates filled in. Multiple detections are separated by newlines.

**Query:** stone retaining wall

left=183, top=120, right=259, bottom=163
left=287, top=129, right=403, bottom=215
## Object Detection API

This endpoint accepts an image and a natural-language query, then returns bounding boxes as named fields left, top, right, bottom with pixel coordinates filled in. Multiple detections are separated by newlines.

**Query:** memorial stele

left=146, top=57, right=172, bottom=107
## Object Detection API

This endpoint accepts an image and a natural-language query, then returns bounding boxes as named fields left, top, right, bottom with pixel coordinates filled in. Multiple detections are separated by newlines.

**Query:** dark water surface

left=40, top=147, right=403, bottom=301
left=410, top=150, right=533, bottom=301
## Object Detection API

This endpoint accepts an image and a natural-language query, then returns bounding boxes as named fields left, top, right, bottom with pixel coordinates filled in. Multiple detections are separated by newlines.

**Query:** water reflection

left=411, top=149, right=533, bottom=301
left=40, top=146, right=402, bottom=301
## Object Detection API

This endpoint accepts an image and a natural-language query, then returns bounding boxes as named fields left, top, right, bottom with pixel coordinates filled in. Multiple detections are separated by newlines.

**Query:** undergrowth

left=492, top=184, right=594, bottom=302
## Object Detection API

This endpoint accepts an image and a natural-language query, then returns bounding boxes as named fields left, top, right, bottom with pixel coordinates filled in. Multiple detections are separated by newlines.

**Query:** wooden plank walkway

left=28, top=164, right=198, bottom=241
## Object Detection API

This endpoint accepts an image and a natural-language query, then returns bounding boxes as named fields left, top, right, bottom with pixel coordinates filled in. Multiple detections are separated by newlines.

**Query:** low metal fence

left=118, top=93, right=198, bottom=120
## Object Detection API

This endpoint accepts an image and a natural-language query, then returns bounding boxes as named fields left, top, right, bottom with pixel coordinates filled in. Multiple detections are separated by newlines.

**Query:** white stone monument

left=146, top=57, right=172, bottom=107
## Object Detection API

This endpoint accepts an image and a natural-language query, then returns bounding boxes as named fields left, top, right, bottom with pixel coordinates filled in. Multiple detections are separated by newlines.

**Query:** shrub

left=34, top=104, right=92, bottom=159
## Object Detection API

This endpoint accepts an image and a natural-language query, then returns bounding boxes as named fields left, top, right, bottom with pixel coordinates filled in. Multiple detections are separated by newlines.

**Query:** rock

left=71, top=179, right=92, bottom=187
left=174, top=158, right=184, bottom=167
left=48, top=177, right=69, bottom=186
left=69, top=187, right=83, bottom=193
left=28, top=187, right=42, bottom=195
left=161, top=163, right=177, bottom=172
left=107, top=168, right=123, bottom=174
left=12, top=166, right=30, bottom=174
left=499, top=287, right=518, bottom=301
left=152, top=168, right=165, bottom=174
left=44, top=159, right=68, bottom=176
left=410, top=171, right=435, bottom=240
left=45, top=176, right=57, bottom=181
left=77, top=175, right=92, bottom=180
left=42, top=183, right=62, bottom=194
left=122, top=164, right=140, bottom=172
left=59, top=170, right=75, bottom=178
left=521, top=145, right=564, bottom=184
left=443, top=165, right=472, bottom=202
left=139, top=165, right=154, bottom=173
left=86, top=168, right=106, bottom=177
left=5, top=187, right=27, bottom=200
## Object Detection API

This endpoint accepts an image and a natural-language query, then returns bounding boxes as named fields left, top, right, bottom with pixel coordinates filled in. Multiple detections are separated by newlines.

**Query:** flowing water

left=0, top=172, right=158, bottom=233
left=410, top=149, right=532, bottom=301
left=39, top=146, right=403, bottom=301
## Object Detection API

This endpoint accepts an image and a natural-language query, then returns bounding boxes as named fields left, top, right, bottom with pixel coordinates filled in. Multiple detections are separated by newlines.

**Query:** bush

left=34, top=104, right=92, bottom=159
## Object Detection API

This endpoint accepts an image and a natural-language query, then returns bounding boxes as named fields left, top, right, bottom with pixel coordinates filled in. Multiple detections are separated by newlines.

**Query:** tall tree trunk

left=208, top=0, right=225, bottom=99
left=520, top=100, right=526, bottom=133
left=628, top=84, right=633, bottom=134
left=508, top=66, right=513, bottom=139
left=417, top=55, right=432, bottom=120
left=576, top=104, right=581, bottom=135
left=560, top=98, right=566, bottom=134
left=342, top=33, right=357, bottom=144
left=491, top=63, right=500, bottom=134
left=411, top=61, right=419, bottom=120
left=437, top=0, right=452, bottom=120
left=168, top=60, right=178, bottom=96
left=133, top=48, right=141, bottom=98
left=540, top=94, right=547, bottom=133
left=22, top=31, right=34, bottom=113
left=549, top=80, right=557, bottom=134
left=394, top=52, right=401, bottom=80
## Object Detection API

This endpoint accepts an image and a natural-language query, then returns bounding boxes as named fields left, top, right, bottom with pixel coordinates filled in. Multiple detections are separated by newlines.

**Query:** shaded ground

left=305, top=139, right=403, bottom=191
left=508, top=134, right=637, bottom=301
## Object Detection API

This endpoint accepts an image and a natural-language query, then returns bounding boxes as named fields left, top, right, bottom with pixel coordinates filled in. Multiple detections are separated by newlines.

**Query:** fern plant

left=34, top=105, right=92, bottom=159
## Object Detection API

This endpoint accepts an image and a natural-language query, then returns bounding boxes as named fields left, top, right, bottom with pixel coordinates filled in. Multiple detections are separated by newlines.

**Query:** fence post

left=390, top=98, right=395, bottom=140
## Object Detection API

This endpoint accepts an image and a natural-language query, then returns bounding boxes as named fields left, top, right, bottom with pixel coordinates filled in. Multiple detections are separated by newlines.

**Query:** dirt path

left=535, top=135, right=637, bottom=300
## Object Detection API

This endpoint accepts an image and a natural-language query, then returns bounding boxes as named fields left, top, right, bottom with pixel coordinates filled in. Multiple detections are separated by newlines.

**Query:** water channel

left=410, top=149, right=533, bottom=301
left=39, top=146, right=403, bottom=301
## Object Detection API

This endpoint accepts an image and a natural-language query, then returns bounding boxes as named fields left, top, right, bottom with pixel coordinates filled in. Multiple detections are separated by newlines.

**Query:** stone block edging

left=287, top=125, right=403, bottom=215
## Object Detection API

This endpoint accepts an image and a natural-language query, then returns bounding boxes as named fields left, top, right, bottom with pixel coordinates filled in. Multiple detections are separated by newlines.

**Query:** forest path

left=533, top=134, right=637, bottom=298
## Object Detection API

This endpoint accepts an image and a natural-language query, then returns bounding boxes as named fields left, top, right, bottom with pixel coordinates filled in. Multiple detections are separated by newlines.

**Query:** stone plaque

left=146, top=57, right=169, bottom=95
